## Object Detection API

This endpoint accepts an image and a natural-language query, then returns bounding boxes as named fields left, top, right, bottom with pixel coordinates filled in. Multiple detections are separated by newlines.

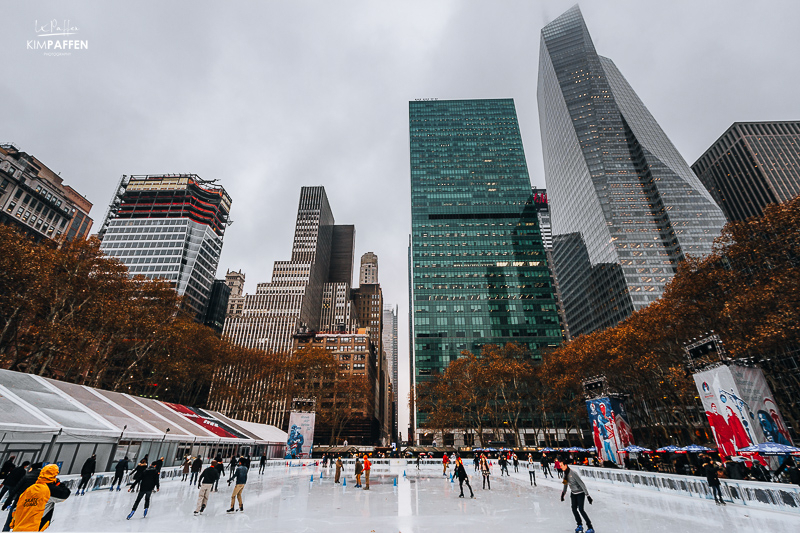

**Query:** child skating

left=559, top=462, right=594, bottom=533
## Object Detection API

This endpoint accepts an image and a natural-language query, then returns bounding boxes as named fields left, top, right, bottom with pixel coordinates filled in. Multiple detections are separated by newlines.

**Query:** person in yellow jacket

left=10, top=464, right=70, bottom=531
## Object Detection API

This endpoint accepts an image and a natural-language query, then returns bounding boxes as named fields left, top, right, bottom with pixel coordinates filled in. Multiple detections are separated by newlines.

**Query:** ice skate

left=238, top=506, right=244, bottom=512
left=127, top=511, right=135, bottom=520
left=81, top=490, right=85, bottom=496
left=227, top=507, right=236, bottom=513
left=109, top=485, right=114, bottom=491
left=586, top=529, right=594, bottom=533
left=459, top=493, right=464, bottom=498
left=200, top=504, right=206, bottom=513
left=575, top=526, right=584, bottom=533
left=143, top=508, right=148, bottom=517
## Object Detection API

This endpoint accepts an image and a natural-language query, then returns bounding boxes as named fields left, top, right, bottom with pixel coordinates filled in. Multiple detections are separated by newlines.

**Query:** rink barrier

left=573, top=465, right=800, bottom=515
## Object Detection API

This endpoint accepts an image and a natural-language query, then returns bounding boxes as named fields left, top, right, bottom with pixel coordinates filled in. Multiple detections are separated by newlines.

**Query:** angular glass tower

left=537, top=6, right=726, bottom=337
left=409, top=99, right=562, bottom=412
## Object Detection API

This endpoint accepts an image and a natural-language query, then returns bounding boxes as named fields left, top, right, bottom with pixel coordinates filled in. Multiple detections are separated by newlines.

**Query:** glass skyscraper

left=409, top=99, right=562, bottom=423
left=537, top=6, right=726, bottom=337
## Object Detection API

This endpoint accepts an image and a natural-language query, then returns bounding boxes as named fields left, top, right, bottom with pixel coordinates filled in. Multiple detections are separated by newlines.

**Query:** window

left=353, top=363, right=365, bottom=370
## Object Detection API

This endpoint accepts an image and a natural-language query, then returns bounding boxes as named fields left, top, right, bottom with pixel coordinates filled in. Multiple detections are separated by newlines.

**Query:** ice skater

left=190, top=456, right=202, bottom=484
left=499, top=455, right=510, bottom=476
left=227, top=458, right=248, bottom=513
left=8, top=464, right=70, bottom=532
left=75, top=454, right=96, bottom=495
left=259, top=454, right=267, bottom=474
left=473, top=455, right=480, bottom=472
left=111, top=456, right=129, bottom=491
left=703, top=457, right=725, bottom=505
left=513, top=454, right=519, bottom=473
left=363, top=455, right=371, bottom=490
left=335, top=457, right=343, bottom=483
left=127, top=461, right=159, bottom=520
left=554, top=458, right=562, bottom=478
left=479, top=454, right=491, bottom=490
left=354, top=457, right=363, bottom=488
left=128, top=459, right=147, bottom=492
left=541, top=455, right=552, bottom=478
left=442, top=453, right=449, bottom=476
left=454, top=457, right=474, bottom=498
left=0, top=461, right=28, bottom=505
left=194, top=460, right=220, bottom=515
left=213, top=456, right=225, bottom=492
left=527, top=455, right=537, bottom=486
left=560, top=462, right=594, bottom=533
left=181, top=456, right=191, bottom=481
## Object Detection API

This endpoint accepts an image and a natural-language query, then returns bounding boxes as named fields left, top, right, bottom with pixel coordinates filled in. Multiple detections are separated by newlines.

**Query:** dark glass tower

left=409, top=99, right=562, bottom=421
left=538, top=6, right=726, bottom=337
left=692, top=121, right=800, bottom=222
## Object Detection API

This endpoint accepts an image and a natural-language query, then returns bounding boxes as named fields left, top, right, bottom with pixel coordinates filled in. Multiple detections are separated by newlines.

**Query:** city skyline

left=2, top=0, right=799, bottom=439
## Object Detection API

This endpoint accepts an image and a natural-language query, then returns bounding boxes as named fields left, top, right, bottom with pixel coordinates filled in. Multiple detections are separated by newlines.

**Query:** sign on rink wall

left=693, top=364, right=793, bottom=458
left=586, top=396, right=635, bottom=464
left=285, top=411, right=315, bottom=459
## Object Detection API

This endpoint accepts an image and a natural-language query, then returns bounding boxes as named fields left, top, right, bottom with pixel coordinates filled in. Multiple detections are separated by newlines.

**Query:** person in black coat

left=0, top=461, right=27, bottom=504
left=1, top=462, right=40, bottom=532
left=190, top=457, right=203, bottom=484
left=128, top=460, right=148, bottom=492
left=111, top=457, right=130, bottom=491
left=127, top=462, right=160, bottom=520
left=154, top=457, right=164, bottom=473
left=76, top=454, right=96, bottom=495
left=213, top=459, right=225, bottom=492
left=454, top=457, right=474, bottom=498
left=0, top=457, right=15, bottom=480
left=194, top=461, right=220, bottom=514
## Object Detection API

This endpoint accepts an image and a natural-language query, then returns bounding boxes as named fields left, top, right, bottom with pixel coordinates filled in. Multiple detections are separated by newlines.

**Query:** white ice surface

left=46, top=463, right=798, bottom=532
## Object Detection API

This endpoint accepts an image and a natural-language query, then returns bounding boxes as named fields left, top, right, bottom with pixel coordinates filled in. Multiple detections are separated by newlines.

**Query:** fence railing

left=573, top=465, right=800, bottom=514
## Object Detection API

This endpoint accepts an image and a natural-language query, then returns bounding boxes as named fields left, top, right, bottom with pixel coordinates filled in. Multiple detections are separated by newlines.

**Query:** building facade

left=359, top=252, right=378, bottom=285
left=409, top=98, right=563, bottom=432
left=382, top=303, right=399, bottom=442
left=204, top=279, right=232, bottom=335
left=0, top=143, right=93, bottom=243
left=98, top=174, right=231, bottom=320
left=225, top=269, right=246, bottom=316
left=537, top=6, right=726, bottom=338
left=692, top=121, right=800, bottom=222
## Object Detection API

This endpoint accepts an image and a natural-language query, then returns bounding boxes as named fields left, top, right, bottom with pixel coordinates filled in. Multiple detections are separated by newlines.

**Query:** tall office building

left=359, top=252, right=379, bottom=285
left=409, top=99, right=563, bottom=432
left=692, top=121, right=800, bottom=222
left=225, top=269, right=246, bottom=316
left=537, top=6, right=726, bottom=337
left=98, top=174, right=231, bottom=319
left=382, top=303, right=399, bottom=441
left=219, top=186, right=371, bottom=426
left=0, top=143, right=93, bottom=243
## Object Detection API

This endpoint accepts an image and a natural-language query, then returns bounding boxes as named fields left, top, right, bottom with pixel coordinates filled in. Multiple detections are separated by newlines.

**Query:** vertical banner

left=586, top=397, right=633, bottom=464
left=285, top=411, right=315, bottom=459
left=693, top=364, right=793, bottom=458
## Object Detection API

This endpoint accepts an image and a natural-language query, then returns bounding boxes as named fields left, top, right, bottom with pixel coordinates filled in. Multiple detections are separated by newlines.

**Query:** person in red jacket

left=442, top=453, right=449, bottom=476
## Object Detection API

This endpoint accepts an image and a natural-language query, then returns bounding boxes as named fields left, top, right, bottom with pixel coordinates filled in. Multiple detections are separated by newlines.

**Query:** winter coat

left=354, top=460, right=363, bottom=476
left=479, top=459, right=490, bottom=475
left=0, top=460, right=15, bottom=479
left=182, top=459, right=191, bottom=474
left=199, top=466, right=219, bottom=485
left=138, top=467, right=160, bottom=492
left=214, top=462, right=225, bottom=477
left=704, top=463, right=721, bottom=487
left=9, top=465, right=70, bottom=532
left=154, top=459, right=163, bottom=473
left=229, top=465, right=248, bottom=485
left=363, top=458, right=371, bottom=471
left=259, top=456, right=267, bottom=466
left=455, top=462, right=468, bottom=481
left=132, top=463, right=147, bottom=480
left=115, top=459, right=129, bottom=474
left=191, top=458, right=203, bottom=473
left=1, top=465, right=27, bottom=488
left=561, top=467, right=589, bottom=497
left=80, top=457, right=96, bottom=477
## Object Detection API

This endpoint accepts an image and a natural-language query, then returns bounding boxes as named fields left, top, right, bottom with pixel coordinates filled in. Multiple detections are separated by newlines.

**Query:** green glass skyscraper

left=409, top=99, right=562, bottom=428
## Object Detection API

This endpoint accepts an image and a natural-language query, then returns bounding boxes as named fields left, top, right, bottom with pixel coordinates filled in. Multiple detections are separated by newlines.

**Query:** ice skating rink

left=47, top=463, right=798, bottom=532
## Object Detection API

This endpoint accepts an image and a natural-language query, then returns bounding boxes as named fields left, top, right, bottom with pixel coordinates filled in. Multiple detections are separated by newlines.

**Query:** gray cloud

left=2, top=0, right=798, bottom=437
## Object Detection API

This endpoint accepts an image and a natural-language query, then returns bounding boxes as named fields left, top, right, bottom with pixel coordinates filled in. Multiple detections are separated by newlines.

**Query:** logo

left=27, top=20, right=88, bottom=56
left=702, top=382, right=710, bottom=392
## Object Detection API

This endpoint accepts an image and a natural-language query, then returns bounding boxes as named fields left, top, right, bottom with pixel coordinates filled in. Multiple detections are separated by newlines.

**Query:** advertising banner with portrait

left=693, top=363, right=793, bottom=460
left=285, top=411, right=315, bottom=459
left=586, top=397, right=635, bottom=465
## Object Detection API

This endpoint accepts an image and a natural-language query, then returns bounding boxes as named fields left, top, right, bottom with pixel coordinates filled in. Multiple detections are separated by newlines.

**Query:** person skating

left=513, top=454, right=520, bottom=473
left=541, top=455, right=552, bottom=478
left=154, top=457, right=164, bottom=474
left=226, top=459, right=248, bottom=513
left=554, top=458, right=562, bottom=479
left=76, top=454, right=96, bottom=495
left=454, top=457, right=474, bottom=498
left=775, top=457, right=800, bottom=486
left=111, top=457, right=129, bottom=491
left=9, top=464, right=70, bottom=532
left=335, top=457, right=343, bottom=483
left=354, top=457, right=363, bottom=488
left=363, top=455, right=371, bottom=490
left=473, top=455, right=480, bottom=472
left=190, top=457, right=203, bottom=484
left=0, top=461, right=27, bottom=505
left=0, top=457, right=15, bottom=482
left=128, top=459, right=147, bottom=492
left=560, top=463, right=594, bottom=533
left=527, top=456, right=537, bottom=486
left=228, top=456, right=237, bottom=475
left=213, top=457, right=225, bottom=492
left=127, top=461, right=160, bottom=520
left=181, top=456, right=191, bottom=481
left=702, top=456, right=725, bottom=505
left=1, top=462, right=38, bottom=532
left=194, top=460, right=220, bottom=515
left=259, top=454, right=267, bottom=475
left=479, top=455, right=491, bottom=490
left=499, top=455, right=510, bottom=477
left=442, top=453, right=449, bottom=476
left=416, top=455, right=421, bottom=470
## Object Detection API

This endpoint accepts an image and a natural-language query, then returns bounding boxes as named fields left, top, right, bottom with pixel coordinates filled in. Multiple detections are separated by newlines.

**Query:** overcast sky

left=3, top=0, right=798, bottom=438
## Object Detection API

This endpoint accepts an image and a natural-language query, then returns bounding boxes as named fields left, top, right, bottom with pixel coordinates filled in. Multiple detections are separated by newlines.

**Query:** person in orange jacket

left=10, top=464, right=70, bottom=532
left=363, top=455, right=371, bottom=490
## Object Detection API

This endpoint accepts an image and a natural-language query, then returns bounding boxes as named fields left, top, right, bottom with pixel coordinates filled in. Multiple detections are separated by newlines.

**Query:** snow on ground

left=42, top=462, right=798, bottom=532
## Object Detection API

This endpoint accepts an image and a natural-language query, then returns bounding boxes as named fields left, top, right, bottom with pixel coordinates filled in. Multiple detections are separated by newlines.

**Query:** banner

left=693, top=364, right=793, bottom=458
left=285, top=411, right=315, bottom=459
left=586, top=397, right=634, bottom=464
